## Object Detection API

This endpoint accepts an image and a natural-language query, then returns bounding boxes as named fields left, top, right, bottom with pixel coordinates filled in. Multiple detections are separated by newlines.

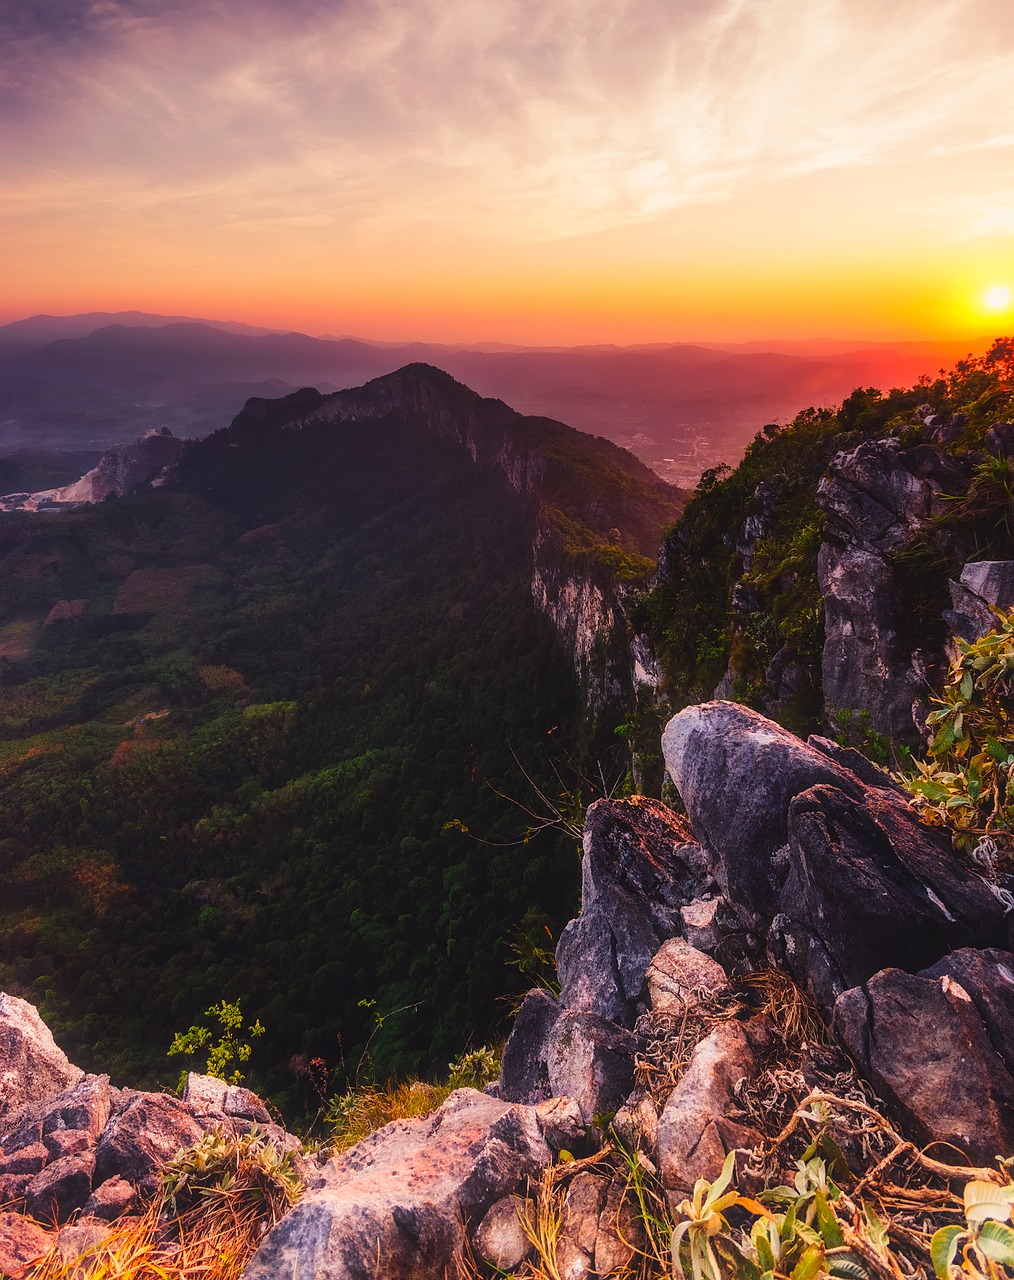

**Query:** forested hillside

left=0, top=381, right=654, bottom=1110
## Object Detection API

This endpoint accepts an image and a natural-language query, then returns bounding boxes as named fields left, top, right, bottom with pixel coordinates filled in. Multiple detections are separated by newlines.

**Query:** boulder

left=183, top=1073, right=272, bottom=1126
left=497, top=989, right=561, bottom=1106
left=0, top=1145, right=48, bottom=1178
left=662, top=701, right=863, bottom=929
left=678, top=896, right=757, bottom=972
left=612, top=1091, right=659, bottom=1155
left=533, top=1096, right=584, bottom=1152
left=25, top=1149, right=95, bottom=1224
left=922, top=948, right=1014, bottom=1073
left=0, top=1211, right=52, bottom=1279
left=594, top=1174, right=645, bottom=1277
left=657, top=1018, right=768, bottom=1193
left=545, top=1013, right=639, bottom=1125
left=472, top=1194, right=531, bottom=1271
left=557, top=799, right=712, bottom=1027
left=2, top=1075, right=111, bottom=1155
left=55, top=1218, right=113, bottom=1264
left=43, top=1130, right=93, bottom=1163
left=241, top=1089, right=553, bottom=1280
left=945, top=561, right=1014, bottom=646
left=0, top=1173, right=31, bottom=1207
left=0, top=994, right=83, bottom=1130
left=646, top=939, right=728, bottom=1014
left=83, top=1174, right=140, bottom=1222
left=93, top=1093, right=206, bottom=1190
left=833, top=968, right=1014, bottom=1165
left=774, top=784, right=1008, bottom=1014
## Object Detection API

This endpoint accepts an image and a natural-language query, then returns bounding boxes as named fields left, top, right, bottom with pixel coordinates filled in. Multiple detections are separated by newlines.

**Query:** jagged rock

left=56, top=1218, right=112, bottom=1264
left=0, top=1212, right=52, bottom=1279
left=986, top=422, right=1014, bottom=458
left=806, top=735, right=904, bottom=794
left=0, top=1173, right=31, bottom=1206
left=472, top=1194, right=531, bottom=1271
left=25, top=1149, right=95, bottom=1224
left=83, top=1174, right=140, bottom=1221
left=833, top=968, right=1014, bottom=1164
left=946, top=561, right=1014, bottom=645
left=662, top=701, right=863, bottom=931
left=612, top=1090, right=659, bottom=1155
left=0, top=1145, right=47, bottom=1178
left=817, top=438, right=965, bottom=740
left=563, top=1171, right=606, bottom=1256
left=594, top=1174, right=645, bottom=1277
left=646, top=939, right=728, bottom=1014
left=921, top=949, right=1014, bottom=1076
left=657, top=1018, right=769, bottom=1193
left=183, top=1073, right=272, bottom=1125
left=546, top=1013, right=639, bottom=1125
left=55, top=430, right=184, bottom=505
left=42, top=1130, right=92, bottom=1163
left=93, top=1093, right=205, bottom=1190
left=0, top=994, right=84, bottom=1129
left=497, top=989, right=561, bottom=1105
left=242, top=1089, right=553, bottom=1280
left=773, top=783, right=1008, bottom=1014
left=557, top=798, right=710, bottom=1027
left=534, top=1096, right=585, bottom=1151
left=678, top=896, right=756, bottom=972
left=2, top=1075, right=111, bottom=1155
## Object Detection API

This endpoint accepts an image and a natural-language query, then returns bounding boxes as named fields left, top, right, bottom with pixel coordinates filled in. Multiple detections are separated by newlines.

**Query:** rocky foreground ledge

left=4, top=700, right=1014, bottom=1278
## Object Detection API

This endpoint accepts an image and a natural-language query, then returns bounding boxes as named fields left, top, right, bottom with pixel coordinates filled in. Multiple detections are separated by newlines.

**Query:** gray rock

left=472, top=1194, right=531, bottom=1271
left=26, top=1149, right=96, bottom=1224
left=533, top=1096, right=585, bottom=1152
left=594, top=1174, right=644, bottom=1277
left=182, top=1073, right=272, bottom=1126
left=0, top=994, right=83, bottom=1131
left=921, top=948, right=1014, bottom=1076
left=657, top=1018, right=768, bottom=1193
left=833, top=968, right=1014, bottom=1165
left=0, top=1211, right=52, bottom=1278
left=774, top=783, right=1008, bottom=1014
left=612, top=1090, right=659, bottom=1155
left=662, top=701, right=863, bottom=930
left=0, top=1144, right=47, bottom=1178
left=2, top=1075, right=110, bottom=1155
left=83, top=1174, right=140, bottom=1222
left=557, top=798, right=712, bottom=1028
left=646, top=939, right=728, bottom=1014
left=241, top=1089, right=552, bottom=1280
left=56, top=1218, right=113, bottom=1264
left=546, top=1012, right=639, bottom=1124
left=497, top=988, right=561, bottom=1105
left=946, top=562, right=1014, bottom=645
left=94, top=1092, right=206, bottom=1189
left=816, top=438, right=966, bottom=740
left=43, top=1129, right=93, bottom=1163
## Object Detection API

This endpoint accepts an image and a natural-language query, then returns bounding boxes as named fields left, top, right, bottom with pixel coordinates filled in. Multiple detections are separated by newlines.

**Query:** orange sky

left=2, top=0, right=1014, bottom=344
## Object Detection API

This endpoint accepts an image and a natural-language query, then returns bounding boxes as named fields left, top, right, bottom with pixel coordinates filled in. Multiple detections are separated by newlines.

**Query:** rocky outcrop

left=0, top=430, right=184, bottom=511
left=0, top=994, right=84, bottom=1129
left=242, top=1090, right=556, bottom=1280
left=945, top=560, right=1014, bottom=647
left=817, top=439, right=966, bottom=740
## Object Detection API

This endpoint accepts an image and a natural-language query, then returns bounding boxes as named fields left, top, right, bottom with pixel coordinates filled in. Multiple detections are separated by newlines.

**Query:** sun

left=983, top=284, right=1013, bottom=313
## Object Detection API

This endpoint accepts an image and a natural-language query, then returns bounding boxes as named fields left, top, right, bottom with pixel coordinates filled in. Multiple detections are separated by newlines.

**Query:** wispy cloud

left=3, top=0, right=1014, bottom=246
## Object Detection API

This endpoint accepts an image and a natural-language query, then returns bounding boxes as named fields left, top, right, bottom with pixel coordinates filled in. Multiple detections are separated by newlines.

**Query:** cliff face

left=0, top=429, right=184, bottom=512
left=235, top=363, right=682, bottom=709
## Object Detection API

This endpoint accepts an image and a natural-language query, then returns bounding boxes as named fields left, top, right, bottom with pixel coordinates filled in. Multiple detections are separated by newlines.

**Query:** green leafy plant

left=931, top=1178, right=1014, bottom=1278
left=902, top=610, right=1014, bottom=858
left=167, top=998, right=265, bottom=1087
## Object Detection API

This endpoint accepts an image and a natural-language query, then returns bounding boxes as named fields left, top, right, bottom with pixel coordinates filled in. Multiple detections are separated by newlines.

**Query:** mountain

left=0, top=365, right=677, bottom=1096
left=0, top=313, right=990, bottom=483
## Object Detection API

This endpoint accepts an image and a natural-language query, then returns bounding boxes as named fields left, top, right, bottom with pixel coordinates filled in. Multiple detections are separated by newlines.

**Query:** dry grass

left=24, top=1129, right=302, bottom=1280
left=326, top=1081, right=454, bottom=1153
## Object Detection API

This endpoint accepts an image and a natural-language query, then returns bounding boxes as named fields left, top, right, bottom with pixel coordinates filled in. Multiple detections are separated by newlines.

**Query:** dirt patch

left=112, top=566, right=216, bottom=616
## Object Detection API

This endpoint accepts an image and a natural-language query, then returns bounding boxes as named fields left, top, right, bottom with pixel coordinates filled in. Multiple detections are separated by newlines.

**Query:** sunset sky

left=3, top=0, right=1014, bottom=344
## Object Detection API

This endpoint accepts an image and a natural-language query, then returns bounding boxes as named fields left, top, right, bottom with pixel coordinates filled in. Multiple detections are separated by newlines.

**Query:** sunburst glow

left=983, top=285, right=1013, bottom=313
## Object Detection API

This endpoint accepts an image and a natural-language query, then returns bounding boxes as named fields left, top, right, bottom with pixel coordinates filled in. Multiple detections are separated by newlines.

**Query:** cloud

left=3, top=0, right=1014, bottom=247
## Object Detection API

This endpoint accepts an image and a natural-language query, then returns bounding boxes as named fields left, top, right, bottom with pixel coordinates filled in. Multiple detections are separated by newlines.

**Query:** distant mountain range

left=0, top=311, right=993, bottom=484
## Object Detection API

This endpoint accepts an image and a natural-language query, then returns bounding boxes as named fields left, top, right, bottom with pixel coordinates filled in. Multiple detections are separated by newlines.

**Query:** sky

left=2, top=0, right=1014, bottom=344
